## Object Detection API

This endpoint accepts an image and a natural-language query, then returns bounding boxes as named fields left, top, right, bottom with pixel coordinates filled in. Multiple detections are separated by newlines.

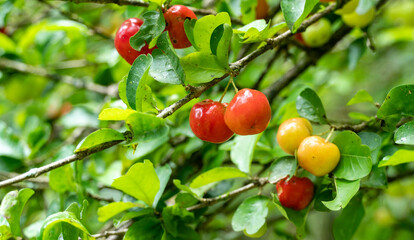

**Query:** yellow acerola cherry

left=297, top=136, right=340, bottom=176
left=243, top=223, right=267, bottom=238
left=277, top=118, right=312, bottom=155
left=342, top=8, right=376, bottom=28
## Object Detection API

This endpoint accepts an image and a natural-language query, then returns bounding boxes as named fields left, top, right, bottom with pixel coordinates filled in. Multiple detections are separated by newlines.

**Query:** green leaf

left=322, top=179, right=360, bottom=211
left=97, top=202, right=145, bottom=222
left=75, top=129, right=125, bottom=153
left=193, top=12, right=231, bottom=53
left=377, top=84, right=414, bottom=131
left=0, top=121, right=24, bottom=160
left=378, top=149, right=414, bottom=167
left=150, top=32, right=184, bottom=85
left=173, top=180, right=202, bottom=200
left=333, top=193, right=365, bottom=240
left=98, top=108, right=136, bottom=121
left=124, top=216, right=163, bottom=240
left=22, top=116, right=51, bottom=158
left=162, top=205, right=194, bottom=237
left=355, top=0, right=375, bottom=15
left=0, top=225, right=13, bottom=239
left=296, top=88, right=328, bottom=124
left=0, top=188, right=34, bottom=236
left=348, top=112, right=372, bottom=121
left=153, top=164, right=172, bottom=208
left=358, top=132, right=382, bottom=164
left=126, top=112, right=168, bottom=144
left=215, top=24, right=232, bottom=67
left=126, top=54, right=153, bottom=110
left=230, top=134, right=261, bottom=173
left=130, top=11, right=165, bottom=51
left=49, top=164, right=76, bottom=193
left=333, top=131, right=372, bottom=180
left=231, top=196, right=269, bottom=235
left=240, top=0, right=257, bottom=24
left=268, top=156, right=297, bottom=183
left=184, top=18, right=197, bottom=50
left=189, top=167, right=248, bottom=189
left=394, top=121, right=414, bottom=145
left=162, top=224, right=200, bottom=240
left=118, top=77, right=130, bottom=108
left=347, top=89, right=374, bottom=106
left=281, top=0, right=319, bottom=33
left=111, top=160, right=160, bottom=206
left=175, top=193, right=199, bottom=208
left=113, top=209, right=154, bottom=228
left=38, top=211, right=93, bottom=240
left=180, top=51, right=227, bottom=84
left=347, top=38, right=367, bottom=70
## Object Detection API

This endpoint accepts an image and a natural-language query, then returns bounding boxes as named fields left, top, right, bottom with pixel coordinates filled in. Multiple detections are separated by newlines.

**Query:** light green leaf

left=0, top=121, right=24, bottom=160
left=126, top=112, right=168, bottom=144
left=347, top=38, right=367, bottom=70
left=49, top=164, right=76, bottom=193
left=98, top=108, right=136, bottom=121
left=75, top=129, right=124, bottom=153
left=347, top=89, right=374, bottom=106
left=378, top=149, right=414, bottom=167
left=323, top=179, right=360, bottom=211
left=112, top=160, right=160, bottom=206
left=268, top=156, right=297, bottom=183
left=193, top=12, right=231, bottom=53
left=190, top=167, right=248, bottom=189
left=230, top=134, right=261, bottom=173
left=281, top=0, right=319, bottom=33
left=173, top=179, right=202, bottom=200
left=231, top=196, right=269, bottom=235
left=118, top=77, right=130, bottom=108
left=0, top=188, right=34, bottom=236
left=333, top=193, right=365, bottom=240
left=180, top=51, right=227, bottom=84
left=97, top=202, right=145, bottom=222
left=126, top=54, right=153, bottom=110
left=296, top=88, right=328, bottom=124
left=153, top=164, right=172, bottom=208
left=333, top=131, right=372, bottom=180
left=240, top=0, right=257, bottom=24
left=394, top=121, right=414, bottom=145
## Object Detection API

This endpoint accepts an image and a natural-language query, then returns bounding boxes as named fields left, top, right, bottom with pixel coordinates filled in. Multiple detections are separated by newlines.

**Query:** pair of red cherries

left=114, top=5, right=197, bottom=64
left=190, top=88, right=272, bottom=143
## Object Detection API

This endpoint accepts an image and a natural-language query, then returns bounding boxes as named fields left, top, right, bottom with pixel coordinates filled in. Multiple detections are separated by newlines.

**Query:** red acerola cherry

left=224, top=89, right=271, bottom=135
left=164, top=5, right=197, bottom=49
left=276, top=176, right=314, bottom=211
left=114, top=18, right=155, bottom=65
left=189, top=99, right=234, bottom=143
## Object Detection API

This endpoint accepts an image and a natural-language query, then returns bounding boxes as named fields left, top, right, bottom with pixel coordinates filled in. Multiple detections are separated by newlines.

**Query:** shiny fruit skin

left=297, top=136, right=341, bottom=176
left=255, top=0, right=269, bottom=19
left=115, top=18, right=155, bottom=65
left=243, top=223, right=267, bottom=238
left=342, top=8, right=375, bottom=28
left=224, top=89, right=271, bottom=135
left=189, top=99, right=234, bottom=143
left=302, top=18, right=332, bottom=47
left=277, top=118, right=312, bottom=155
left=276, top=176, right=314, bottom=210
left=164, top=5, right=197, bottom=49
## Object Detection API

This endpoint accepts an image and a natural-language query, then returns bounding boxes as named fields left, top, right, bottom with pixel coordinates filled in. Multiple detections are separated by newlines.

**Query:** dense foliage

left=0, top=0, right=413, bottom=239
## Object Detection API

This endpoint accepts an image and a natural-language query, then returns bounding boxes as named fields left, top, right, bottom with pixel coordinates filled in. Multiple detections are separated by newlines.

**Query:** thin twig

left=91, top=228, right=128, bottom=239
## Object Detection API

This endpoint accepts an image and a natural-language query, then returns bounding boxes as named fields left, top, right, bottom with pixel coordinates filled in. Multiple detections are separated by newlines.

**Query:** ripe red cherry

left=164, top=5, right=197, bottom=49
left=189, top=99, right=234, bottom=143
left=224, top=89, right=271, bottom=135
left=114, top=18, right=155, bottom=65
left=276, top=176, right=314, bottom=211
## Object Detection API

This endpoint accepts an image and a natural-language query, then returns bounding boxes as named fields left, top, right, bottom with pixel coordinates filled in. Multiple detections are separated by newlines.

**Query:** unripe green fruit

left=302, top=18, right=332, bottom=47
left=243, top=223, right=267, bottom=238
left=342, top=8, right=375, bottom=28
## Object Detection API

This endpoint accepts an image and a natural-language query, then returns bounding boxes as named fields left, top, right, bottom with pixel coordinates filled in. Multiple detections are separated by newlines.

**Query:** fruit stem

left=231, top=79, right=239, bottom=93
left=325, top=128, right=335, bottom=142
left=219, top=76, right=234, bottom=103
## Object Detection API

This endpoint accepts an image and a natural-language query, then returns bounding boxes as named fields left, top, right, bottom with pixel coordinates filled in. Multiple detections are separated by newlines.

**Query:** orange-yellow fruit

left=297, top=136, right=340, bottom=176
left=276, top=118, right=312, bottom=155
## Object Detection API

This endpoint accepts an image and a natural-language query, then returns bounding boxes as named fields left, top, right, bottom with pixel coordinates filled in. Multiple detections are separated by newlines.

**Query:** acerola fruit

left=189, top=99, right=234, bottom=143
left=255, top=0, right=269, bottom=19
left=115, top=18, right=155, bottom=65
left=276, top=118, right=312, bottom=155
left=276, top=176, right=314, bottom=210
left=224, top=89, right=271, bottom=135
left=341, top=8, right=376, bottom=28
left=297, top=136, right=341, bottom=176
left=243, top=223, right=267, bottom=238
left=302, top=18, right=332, bottom=47
left=164, top=5, right=197, bottom=49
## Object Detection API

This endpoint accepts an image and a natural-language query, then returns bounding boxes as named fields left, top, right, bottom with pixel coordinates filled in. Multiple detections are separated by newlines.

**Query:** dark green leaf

left=231, top=196, right=269, bottom=235
left=175, top=193, right=199, bottom=208
left=362, top=165, right=387, bottom=189
left=314, top=190, right=333, bottom=212
left=0, top=188, right=34, bottom=236
left=268, top=156, right=297, bottom=183
left=123, top=216, right=163, bottom=240
left=150, top=32, right=184, bottom=85
left=323, top=179, right=360, bottom=211
left=189, top=167, right=248, bottom=189
left=162, top=224, right=200, bottom=240
left=347, top=38, right=367, bottom=70
left=281, top=0, right=319, bottom=33
left=333, top=131, right=372, bottom=180
left=173, top=180, right=202, bottom=200
left=118, top=77, right=130, bottom=108
left=193, top=12, right=231, bottom=52
left=215, top=24, right=232, bottom=67
left=126, top=54, right=153, bottom=110
left=230, top=134, right=261, bottom=173
left=240, top=0, right=257, bottom=24
left=394, top=121, right=414, bottom=145
left=333, top=193, right=365, bottom=240
left=126, top=112, right=168, bottom=144
left=184, top=18, right=198, bottom=50
left=162, top=205, right=194, bottom=237
left=0, top=121, right=24, bottom=160
left=296, top=88, right=328, bottom=124
left=210, top=24, right=224, bottom=56
left=377, top=84, right=414, bottom=131
left=130, top=11, right=165, bottom=51
left=75, top=128, right=125, bottom=153
left=358, top=132, right=382, bottom=164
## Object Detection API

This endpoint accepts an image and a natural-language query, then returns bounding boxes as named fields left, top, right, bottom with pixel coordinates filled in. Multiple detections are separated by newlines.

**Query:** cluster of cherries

left=114, top=5, right=197, bottom=64
left=275, top=118, right=341, bottom=210
left=190, top=89, right=272, bottom=143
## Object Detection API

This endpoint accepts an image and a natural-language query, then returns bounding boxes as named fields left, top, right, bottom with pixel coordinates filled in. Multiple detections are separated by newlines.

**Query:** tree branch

left=0, top=58, right=118, bottom=97
left=91, top=229, right=128, bottom=239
